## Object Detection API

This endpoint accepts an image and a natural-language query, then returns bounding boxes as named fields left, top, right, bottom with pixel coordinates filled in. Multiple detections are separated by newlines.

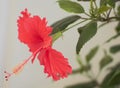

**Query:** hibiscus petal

left=38, top=47, right=72, bottom=81
left=17, top=9, right=52, bottom=53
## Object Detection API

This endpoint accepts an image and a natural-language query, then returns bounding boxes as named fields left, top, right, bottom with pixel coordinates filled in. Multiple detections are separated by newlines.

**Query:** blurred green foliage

left=51, top=0, right=120, bottom=88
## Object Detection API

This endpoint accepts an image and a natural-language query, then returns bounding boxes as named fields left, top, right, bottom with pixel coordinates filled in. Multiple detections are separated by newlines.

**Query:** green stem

left=107, top=9, right=112, bottom=19
left=62, top=19, right=89, bottom=32
left=98, top=22, right=108, bottom=28
left=76, top=54, right=84, bottom=67
left=98, top=16, right=120, bottom=22
left=96, top=69, right=102, bottom=80
left=85, top=71, right=95, bottom=80
left=84, top=12, right=91, bottom=17
left=103, top=13, right=107, bottom=18
left=93, top=0, right=98, bottom=9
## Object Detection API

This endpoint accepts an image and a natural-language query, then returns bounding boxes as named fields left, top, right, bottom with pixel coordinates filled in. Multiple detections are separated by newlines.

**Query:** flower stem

left=63, top=19, right=89, bottom=32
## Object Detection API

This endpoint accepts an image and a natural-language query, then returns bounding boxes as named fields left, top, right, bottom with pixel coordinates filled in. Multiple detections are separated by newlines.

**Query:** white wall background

left=0, top=0, right=9, bottom=87
left=0, top=0, right=120, bottom=88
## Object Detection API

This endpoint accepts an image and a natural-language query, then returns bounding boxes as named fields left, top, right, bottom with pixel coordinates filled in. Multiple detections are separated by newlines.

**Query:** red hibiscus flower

left=4, top=9, right=72, bottom=81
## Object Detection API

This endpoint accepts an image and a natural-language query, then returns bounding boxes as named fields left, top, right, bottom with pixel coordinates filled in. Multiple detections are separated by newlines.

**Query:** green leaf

left=105, top=32, right=120, bottom=43
left=100, top=0, right=107, bottom=6
left=99, top=51, right=113, bottom=70
left=72, top=68, right=83, bottom=74
left=51, top=15, right=80, bottom=35
left=101, top=63, right=120, bottom=88
left=77, top=0, right=95, bottom=1
left=86, top=46, right=99, bottom=63
left=89, top=0, right=95, bottom=17
left=100, top=0, right=115, bottom=7
left=97, top=6, right=111, bottom=14
left=108, top=70, right=120, bottom=86
left=76, top=21, right=97, bottom=54
left=107, top=0, right=115, bottom=7
left=110, top=44, right=120, bottom=54
left=58, top=0, right=84, bottom=13
left=66, top=81, right=97, bottom=88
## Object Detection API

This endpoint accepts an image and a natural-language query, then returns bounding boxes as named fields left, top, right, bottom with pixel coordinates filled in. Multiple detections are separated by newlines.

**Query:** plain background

left=0, top=0, right=120, bottom=88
